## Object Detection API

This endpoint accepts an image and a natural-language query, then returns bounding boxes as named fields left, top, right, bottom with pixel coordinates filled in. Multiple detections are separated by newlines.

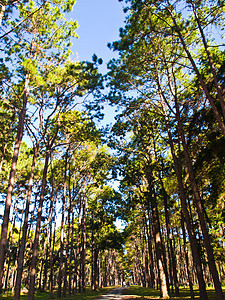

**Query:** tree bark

left=63, top=155, right=72, bottom=297
left=27, top=145, right=51, bottom=300
left=57, top=151, right=68, bottom=298
left=173, top=92, right=224, bottom=300
left=42, top=188, right=54, bottom=292
left=142, top=217, right=151, bottom=288
left=146, top=160, right=169, bottom=298
left=14, top=143, right=39, bottom=300
left=156, top=70, right=208, bottom=298
left=49, top=195, right=56, bottom=299
left=181, top=212, right=195, bottom=299
left=0, top=117, right=15, bottom=174
left=162, top=180, right=179, bottom=296
left=145, top=206, right=156, bottom=288
left=80, top=196, right=86, bottom=292
left=162, top=108, right=208, bottom=299
left=74, top=193, right=83, bottom=292
left=68, top=160, right=74, bottom=296
left=152, top=137, right=179, bottom=296
left=93, top=248, right=99, bottom=290
left=0, top=71, right=30, bottom=293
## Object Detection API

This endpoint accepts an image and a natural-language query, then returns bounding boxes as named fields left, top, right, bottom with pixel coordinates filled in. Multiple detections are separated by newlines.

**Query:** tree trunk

left=93, top=248, right=99, bottom=290
left=0, top=118, right=15, bottom=174
left=80, top=197, right=86, bottom=292
left=146, top=158, right=169, bottom=298
left=164, top=115, right=208, bottom=299
left=145, top=208, right=156, bottom=288
left=63, top=155, right=72, bottom=297
left=162, top=180, right=179, bottom=296
left=142, top=218, right=151, bottom=288
left=49, top=196, right=56, bottom=299
left=38, top=253, right=44, bottom=291
left=0, top=71, right=30, bottom=293
left=68, top=161, right=74, bottom=296
left=27, top=145, right=51, bottom=300
left=62, top=214, right=69, bottom=297
left=153, top=131, right=179, bottom=296
left=57, top=151, right=68, bottom=298
left=181, top=212, right=195, bottom=299
left=74, top=194, right=83, bottom=293
left=68, top=205, right=74, bottom=295
left=42, top=190, right=54, bottom=292
left=14, top=143, right=39, bottom=300
left=103, top=251, right=108, bottom=287
left=174, top=93, right=224, bottom=300
left=157, top=78, right=208, bottom=299
left=4, top=256, right=11, bottom=292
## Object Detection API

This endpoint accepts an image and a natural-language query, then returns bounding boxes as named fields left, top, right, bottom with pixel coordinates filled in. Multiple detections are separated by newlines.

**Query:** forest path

left=99, top=287, right=139, bottom=300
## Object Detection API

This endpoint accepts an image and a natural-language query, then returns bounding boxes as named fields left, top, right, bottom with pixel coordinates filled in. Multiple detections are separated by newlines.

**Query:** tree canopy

left=0, top=0, right=224, bottom=299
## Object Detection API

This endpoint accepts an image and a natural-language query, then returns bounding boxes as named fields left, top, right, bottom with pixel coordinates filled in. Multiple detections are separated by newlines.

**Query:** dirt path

left=98, top=287, right=124, bottom=299
left=98, top=287, right=139, bottom=300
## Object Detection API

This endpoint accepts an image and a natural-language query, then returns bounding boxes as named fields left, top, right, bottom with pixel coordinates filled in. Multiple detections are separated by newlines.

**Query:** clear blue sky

left=69, top=0, right=126, bottom=125
left=71, top=0, right=125, bottom=72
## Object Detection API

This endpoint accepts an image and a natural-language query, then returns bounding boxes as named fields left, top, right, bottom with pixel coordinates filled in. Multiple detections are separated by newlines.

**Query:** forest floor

left=0, top=286, right=118, bottom=300
left=0, top=285, right=225, bottom=299
left=120, top=285, right=225, bottom=299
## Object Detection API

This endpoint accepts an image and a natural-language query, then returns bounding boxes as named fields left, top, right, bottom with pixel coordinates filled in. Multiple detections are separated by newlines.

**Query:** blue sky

left=69, top=0, right=126, bottom=125
left=71, top=0, right=125, bottom=72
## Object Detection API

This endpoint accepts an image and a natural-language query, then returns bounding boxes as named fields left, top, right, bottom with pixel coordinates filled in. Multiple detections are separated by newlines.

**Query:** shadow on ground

left=121, top=285, right=225, bottom=300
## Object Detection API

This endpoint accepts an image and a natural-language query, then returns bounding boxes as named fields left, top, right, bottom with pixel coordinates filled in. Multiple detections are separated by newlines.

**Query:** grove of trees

left=0, top=0, right=224, bottom=299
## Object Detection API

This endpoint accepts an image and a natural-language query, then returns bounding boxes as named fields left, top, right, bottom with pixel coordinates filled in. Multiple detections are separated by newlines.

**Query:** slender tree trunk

left=152, top=131, right=179, bottom=296
left=156, top=76, right=208, bottom=299
left=145, top=208, right=155, bottom=288
left=57, top=151, right=68, bottom=298
left=162, top=180, right=179, bottom=296
left=181, top=212, right=195, bottom=299
left=42, top=191, right=54, bottom=292
left=99, top=251, right=103, bottom=288
left=142, top=218, right=151, bottom=288
left=174, top=93, right=224, bottom=300
left=3, top=209, right=17, bottom=288
left=63, top=155, right=72, bottom=297
left=80, top=197, right=86, bottom=292
left=68, top=162, right=74, bottom=296
left=14, top=143, right=39, bottom=300
left=62, top=213, right=69, bottom=297
left=93, top=248, right=99, bottom=290
left=103, top=251, right=108, bottom=287
left=38, top=251, right=44, bottom=290
left=135, top=242, right=145, bottom=287
left=74, top=194, right=83, bottom=292
left=49, top=197, right=56, bottom=299
left=0, top=118, right=15, bottom=174
left=68, top=205, right=74, bottom=295
left=0, top=71, right=30, bottom=293
left=146, top=176, right=169, bottom=297
left=27, top=145, right=51, bottom=300
left=164, top=114, right=208, bottom=299
left=62, top=221, right=68, bottom=297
